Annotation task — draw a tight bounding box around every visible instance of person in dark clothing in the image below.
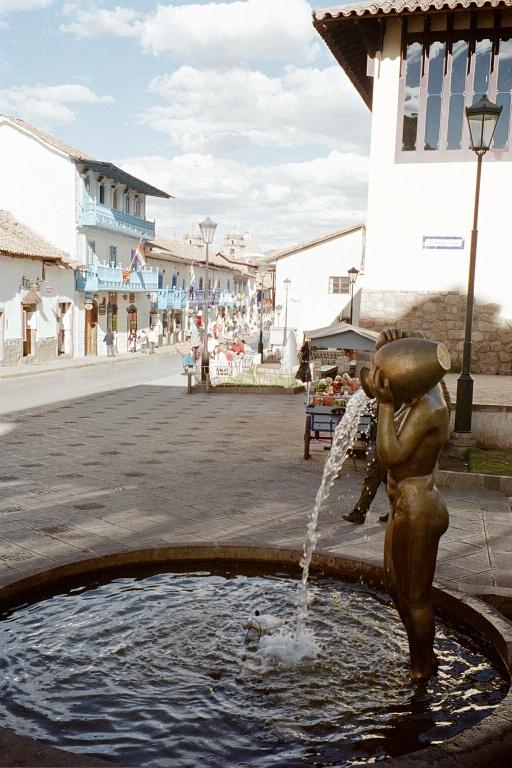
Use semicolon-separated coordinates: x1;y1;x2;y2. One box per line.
343;411;388;524
104;330;115;358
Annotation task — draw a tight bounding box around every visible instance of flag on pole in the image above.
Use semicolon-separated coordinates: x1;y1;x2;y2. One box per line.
131;238;146;269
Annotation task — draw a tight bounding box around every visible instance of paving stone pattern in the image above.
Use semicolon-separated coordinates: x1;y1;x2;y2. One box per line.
0;383;512;597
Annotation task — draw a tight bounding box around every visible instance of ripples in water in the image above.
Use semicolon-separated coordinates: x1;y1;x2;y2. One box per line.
0;570;508;767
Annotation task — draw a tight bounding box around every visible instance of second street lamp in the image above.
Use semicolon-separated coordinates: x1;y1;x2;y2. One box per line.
258;262;268;357
454;96;502;435
282;278;291;346
348;266;359;325
199;216;217;381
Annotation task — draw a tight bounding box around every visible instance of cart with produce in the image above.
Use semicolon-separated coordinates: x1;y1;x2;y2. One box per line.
303;375;372;460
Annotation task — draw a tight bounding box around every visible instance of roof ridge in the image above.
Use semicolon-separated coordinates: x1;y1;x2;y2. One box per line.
0;113;94;160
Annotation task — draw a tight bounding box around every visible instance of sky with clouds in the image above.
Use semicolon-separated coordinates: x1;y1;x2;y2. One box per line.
0;0;371;251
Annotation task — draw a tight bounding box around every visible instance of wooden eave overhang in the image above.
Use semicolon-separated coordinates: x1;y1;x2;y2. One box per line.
312;0;512;109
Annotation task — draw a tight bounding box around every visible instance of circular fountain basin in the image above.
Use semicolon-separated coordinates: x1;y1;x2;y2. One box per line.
0;546;511;768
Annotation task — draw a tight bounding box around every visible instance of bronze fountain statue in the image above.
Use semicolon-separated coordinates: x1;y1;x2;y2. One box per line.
361;328;451;680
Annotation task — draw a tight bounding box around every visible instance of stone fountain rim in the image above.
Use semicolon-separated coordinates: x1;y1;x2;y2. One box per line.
0;543;511;768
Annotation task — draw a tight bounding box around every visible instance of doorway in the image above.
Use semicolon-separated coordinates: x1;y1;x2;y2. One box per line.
22;304;36;357
127;305;137;333
58;302;71;355
84;301;98;356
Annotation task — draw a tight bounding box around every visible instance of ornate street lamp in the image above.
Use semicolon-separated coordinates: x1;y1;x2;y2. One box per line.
282;278;291;346
454;96;502;435
348;266;359;325
258;263;268;357
199;216;217;381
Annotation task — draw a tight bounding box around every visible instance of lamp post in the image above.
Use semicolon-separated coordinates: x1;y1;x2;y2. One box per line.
199;216;217;381
258;263;268;357
282;278;291;346
348;266;359;325
454;95;502;434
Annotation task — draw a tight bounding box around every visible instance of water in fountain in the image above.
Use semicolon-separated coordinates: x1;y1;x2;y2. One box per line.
258;388;369;665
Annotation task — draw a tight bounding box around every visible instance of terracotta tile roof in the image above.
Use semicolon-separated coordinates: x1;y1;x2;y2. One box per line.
1;114;92;160
313;0;512;108
0;210;75;266
147;235;257;272
314;0;512;20
265;223;364;262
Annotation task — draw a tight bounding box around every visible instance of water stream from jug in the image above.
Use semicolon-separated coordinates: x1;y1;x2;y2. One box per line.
296;387;369;635
255;388;369;665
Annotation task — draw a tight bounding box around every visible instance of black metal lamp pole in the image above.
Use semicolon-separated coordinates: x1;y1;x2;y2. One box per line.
454;96;502;433
199;216;217;382
258;264;267;357
348;266;359;325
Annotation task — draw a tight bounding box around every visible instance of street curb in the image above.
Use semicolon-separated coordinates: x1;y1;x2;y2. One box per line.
435;468;512;496
0;348;178;380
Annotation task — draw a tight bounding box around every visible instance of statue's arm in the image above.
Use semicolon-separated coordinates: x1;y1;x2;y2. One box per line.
370;367;434;467
376;403;433;467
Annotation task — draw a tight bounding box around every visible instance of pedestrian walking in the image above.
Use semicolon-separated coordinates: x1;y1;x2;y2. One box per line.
148;326;158;354
128;330;137;352
104;329;116;358
138;329;147;353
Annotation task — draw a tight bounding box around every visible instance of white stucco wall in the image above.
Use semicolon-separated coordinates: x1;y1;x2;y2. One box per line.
364;18;512;318
273;228;365;340
0;255;76;357
0;121;78;257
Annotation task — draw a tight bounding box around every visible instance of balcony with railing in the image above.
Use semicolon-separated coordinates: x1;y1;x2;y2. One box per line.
76;263;159;292
78;202;155;240
157;287;188;310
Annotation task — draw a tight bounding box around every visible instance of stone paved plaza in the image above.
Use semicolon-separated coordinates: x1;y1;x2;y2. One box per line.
0;360;511;601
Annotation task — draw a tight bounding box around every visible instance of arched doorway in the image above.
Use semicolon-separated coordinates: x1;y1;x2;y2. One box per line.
127;304;137;332
84;300;98;356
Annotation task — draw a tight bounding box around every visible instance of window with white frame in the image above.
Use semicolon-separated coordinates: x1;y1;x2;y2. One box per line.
124;193;130;214
329;276;350;294
400;19;512;156
109;245;117;267
134;197;141;217
99;184;105;204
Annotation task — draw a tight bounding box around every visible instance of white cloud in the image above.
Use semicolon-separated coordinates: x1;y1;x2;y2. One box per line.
0;0;51;11
0;83;114;125
60;0;318;64
142;65;370;154
140;0;318;64
120;150;369;251
60;3;141;39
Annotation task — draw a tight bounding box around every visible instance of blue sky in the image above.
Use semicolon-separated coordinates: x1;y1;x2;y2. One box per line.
0;0;371;251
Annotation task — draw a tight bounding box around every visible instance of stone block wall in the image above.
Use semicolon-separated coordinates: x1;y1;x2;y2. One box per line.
2;338;22;366
35;337;58;362
359;289;512;374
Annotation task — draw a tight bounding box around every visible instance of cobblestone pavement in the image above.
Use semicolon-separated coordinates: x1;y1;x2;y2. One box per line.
0;375;511;600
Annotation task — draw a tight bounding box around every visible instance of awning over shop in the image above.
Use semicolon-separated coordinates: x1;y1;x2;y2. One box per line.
305;322;378;352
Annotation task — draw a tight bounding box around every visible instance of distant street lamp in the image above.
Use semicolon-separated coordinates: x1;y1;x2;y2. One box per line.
199;216;217;380
454;96;502;435
258;263;268;357
348;266;359;325
283;278;291;346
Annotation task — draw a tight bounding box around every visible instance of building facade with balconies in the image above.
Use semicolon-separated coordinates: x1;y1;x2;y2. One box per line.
0;114;171;358
146;236;259;341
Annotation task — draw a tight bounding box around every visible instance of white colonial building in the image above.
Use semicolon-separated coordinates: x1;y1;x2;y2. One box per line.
266;224;366;341
146;235;259;339
0;211;76;365
0;114;171;360
314;0;512;373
